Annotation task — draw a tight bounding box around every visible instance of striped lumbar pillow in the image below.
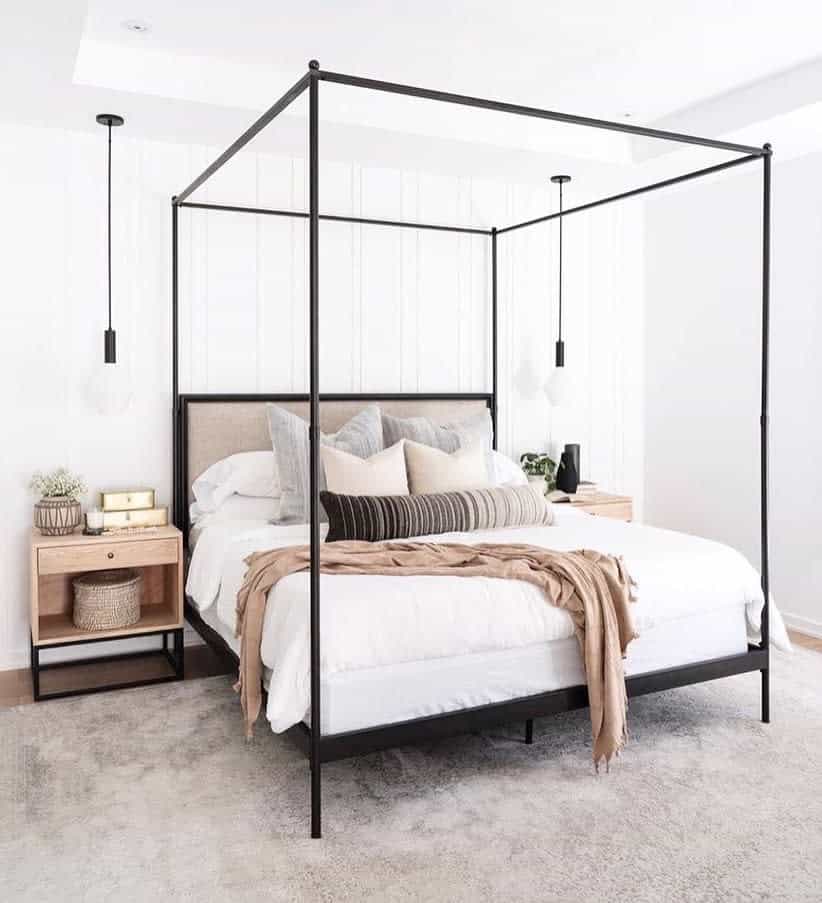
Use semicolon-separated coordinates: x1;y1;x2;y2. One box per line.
321;484;553;542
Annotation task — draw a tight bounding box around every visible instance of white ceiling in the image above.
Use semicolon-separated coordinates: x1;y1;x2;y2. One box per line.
3;0;822;183
79;0;822;121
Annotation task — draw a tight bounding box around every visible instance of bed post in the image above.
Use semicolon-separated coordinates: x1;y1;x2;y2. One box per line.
171;199;180;531
491;227;499;450
760;144;772;724
308;60;323;838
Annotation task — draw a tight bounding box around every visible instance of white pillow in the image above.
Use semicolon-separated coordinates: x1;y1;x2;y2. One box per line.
404;441;492;495
492;450;528;487
192;451;280;513
321;441;409;496
189;494;281;526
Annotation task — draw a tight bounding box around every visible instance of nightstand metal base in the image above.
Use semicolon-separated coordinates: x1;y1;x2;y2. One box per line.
30;628;184;702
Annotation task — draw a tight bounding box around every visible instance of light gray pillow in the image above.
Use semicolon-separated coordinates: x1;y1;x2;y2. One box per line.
381;409;493;453
266;403;384;522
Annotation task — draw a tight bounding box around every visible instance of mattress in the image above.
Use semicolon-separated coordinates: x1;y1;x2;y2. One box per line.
186;507;788;736
199;593;747;735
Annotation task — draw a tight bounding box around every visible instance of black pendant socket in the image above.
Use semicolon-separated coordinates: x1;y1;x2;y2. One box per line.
555;340;565;368
104;328;117;364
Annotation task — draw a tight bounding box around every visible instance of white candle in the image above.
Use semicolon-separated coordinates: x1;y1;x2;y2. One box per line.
86;509;104;530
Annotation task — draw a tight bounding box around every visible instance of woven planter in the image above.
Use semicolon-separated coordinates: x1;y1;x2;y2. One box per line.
72;569;142;631
33;497;82;536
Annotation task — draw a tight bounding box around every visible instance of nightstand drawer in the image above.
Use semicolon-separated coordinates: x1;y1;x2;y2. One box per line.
38;538;178;576
579;502;633;521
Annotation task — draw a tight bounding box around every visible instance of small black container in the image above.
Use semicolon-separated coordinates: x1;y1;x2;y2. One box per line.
564;444;580;484
556;450;579;494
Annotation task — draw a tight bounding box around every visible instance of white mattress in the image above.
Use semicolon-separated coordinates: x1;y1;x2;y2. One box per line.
198;594;747;735
186;507;789;736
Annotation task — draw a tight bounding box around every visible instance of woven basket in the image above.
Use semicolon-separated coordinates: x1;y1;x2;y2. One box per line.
72;569;142;631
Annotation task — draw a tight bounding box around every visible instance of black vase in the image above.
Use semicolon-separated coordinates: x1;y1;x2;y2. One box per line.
564;444;580;484
556;450;579;494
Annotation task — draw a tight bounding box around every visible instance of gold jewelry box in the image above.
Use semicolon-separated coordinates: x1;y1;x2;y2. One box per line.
102;506;168;529
100;489;156;512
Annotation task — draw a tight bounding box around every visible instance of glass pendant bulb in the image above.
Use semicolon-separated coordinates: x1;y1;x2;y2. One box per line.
545;365;570;407
87;358;133;415
545;338;570;406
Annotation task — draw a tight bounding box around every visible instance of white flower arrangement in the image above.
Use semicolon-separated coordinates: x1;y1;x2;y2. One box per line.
29;467;88;500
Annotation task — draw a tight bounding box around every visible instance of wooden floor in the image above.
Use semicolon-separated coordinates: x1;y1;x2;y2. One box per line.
788;629;822;652
0;631;818;710
0;642;233;708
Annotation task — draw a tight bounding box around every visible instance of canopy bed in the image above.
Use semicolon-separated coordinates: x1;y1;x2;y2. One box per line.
171;61;774;839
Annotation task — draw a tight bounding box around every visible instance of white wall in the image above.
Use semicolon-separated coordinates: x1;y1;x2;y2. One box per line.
0;121;644;669
644;151;822;633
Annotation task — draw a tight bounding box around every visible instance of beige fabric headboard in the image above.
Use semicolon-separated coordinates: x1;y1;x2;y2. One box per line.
185;396;492;502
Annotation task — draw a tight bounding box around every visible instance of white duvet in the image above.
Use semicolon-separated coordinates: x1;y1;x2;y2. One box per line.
186;507;789;732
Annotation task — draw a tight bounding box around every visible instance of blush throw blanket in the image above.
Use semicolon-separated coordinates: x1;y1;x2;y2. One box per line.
236;541;637;765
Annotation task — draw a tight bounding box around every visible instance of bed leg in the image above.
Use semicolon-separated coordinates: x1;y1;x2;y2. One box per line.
761;668;770;724
311;760;321;838
525;719;534;745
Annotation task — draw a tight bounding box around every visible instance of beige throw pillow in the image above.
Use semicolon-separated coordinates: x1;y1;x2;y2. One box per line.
404;441;491;495
321;440;409;496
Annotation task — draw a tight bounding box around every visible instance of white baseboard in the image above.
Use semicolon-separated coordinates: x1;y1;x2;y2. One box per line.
1;649;29;671
781;611;822;639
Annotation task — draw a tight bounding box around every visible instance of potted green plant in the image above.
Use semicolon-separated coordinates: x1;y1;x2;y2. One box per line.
520;452;557;494
30;468;87;536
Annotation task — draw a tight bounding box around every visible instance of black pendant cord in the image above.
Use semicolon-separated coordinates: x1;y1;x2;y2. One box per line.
97;112;123;363
550;174;570;368
557;180;563;345
107;122;112;333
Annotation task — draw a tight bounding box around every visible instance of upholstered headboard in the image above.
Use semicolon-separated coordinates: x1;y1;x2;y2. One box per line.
177;393;494;536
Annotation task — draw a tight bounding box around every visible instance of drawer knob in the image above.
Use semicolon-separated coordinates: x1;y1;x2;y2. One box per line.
107;552;114;559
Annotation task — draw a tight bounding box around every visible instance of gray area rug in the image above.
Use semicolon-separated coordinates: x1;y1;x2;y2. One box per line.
2;648;821;902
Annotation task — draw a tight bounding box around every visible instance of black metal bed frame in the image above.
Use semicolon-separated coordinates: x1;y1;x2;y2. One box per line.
171;61;772;839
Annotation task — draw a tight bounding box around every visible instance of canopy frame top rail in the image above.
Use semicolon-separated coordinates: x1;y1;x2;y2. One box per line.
173;62;769;219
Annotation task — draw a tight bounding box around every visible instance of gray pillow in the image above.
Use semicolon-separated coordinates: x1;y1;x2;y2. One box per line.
381;409;493;453
266;403;384;522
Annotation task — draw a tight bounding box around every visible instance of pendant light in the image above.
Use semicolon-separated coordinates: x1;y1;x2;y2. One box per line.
545;174;571;407
96;113;124;363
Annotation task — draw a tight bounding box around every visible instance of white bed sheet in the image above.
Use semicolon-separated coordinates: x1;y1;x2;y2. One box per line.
186;507;789;734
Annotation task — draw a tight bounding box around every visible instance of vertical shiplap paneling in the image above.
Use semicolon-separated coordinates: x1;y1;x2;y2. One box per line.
204;154;258;392
187;146;211;393
568;206;593;480
175;148;642;500
351;164;364;391
470;178;505;408
256;153;301;393
399;171;420;391
399;172;420;392
417;173;461;391
291;157;308;391
503;181;554;458
617;201;646;515
587;205;618;490
456;177;472;392
360;167;403;391
319;161;357;392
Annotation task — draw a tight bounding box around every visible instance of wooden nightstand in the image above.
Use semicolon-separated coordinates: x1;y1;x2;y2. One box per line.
556;491;633;521
29;525;184;701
